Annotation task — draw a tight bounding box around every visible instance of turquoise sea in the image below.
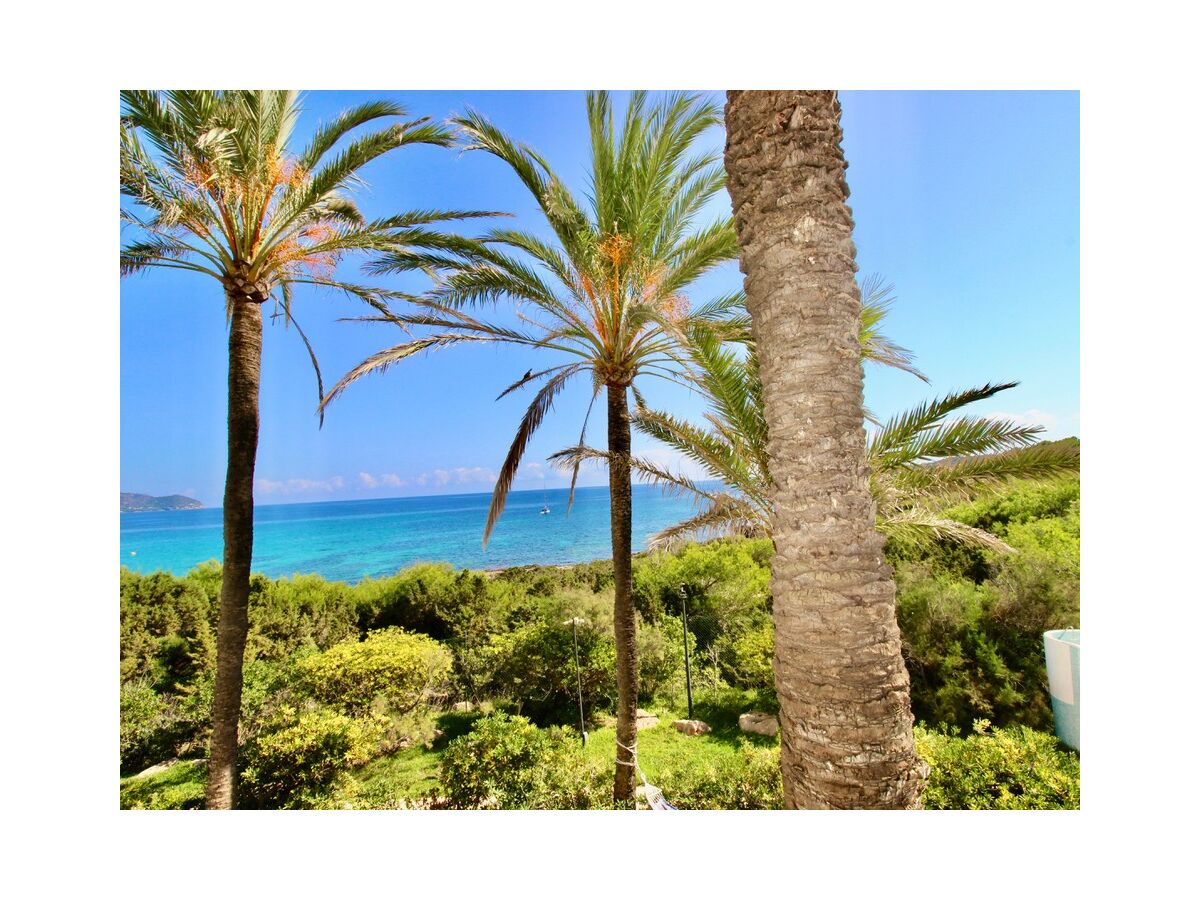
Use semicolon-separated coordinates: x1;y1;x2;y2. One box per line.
120;484;706;583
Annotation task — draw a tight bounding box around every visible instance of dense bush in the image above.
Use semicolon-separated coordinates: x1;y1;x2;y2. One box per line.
120;571;215;687
354;563;500;641
475;620;617;725
915;720;1080;810
895;488;1079;733
239;705;383;809
120;679;187;774
247;573;358;661
716;619;776;696
636;615;687;705
297;628;453;716
438;713;602;809
633;539;771;639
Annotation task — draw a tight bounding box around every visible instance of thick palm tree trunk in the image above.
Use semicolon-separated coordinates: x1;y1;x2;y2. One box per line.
607;382;638;803
723;90;926;809
205;294;264;810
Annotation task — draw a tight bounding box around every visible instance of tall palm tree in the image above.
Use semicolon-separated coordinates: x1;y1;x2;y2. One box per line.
120;90;491;809
321;91;737;801
723;89;927;808
597;322;1079;551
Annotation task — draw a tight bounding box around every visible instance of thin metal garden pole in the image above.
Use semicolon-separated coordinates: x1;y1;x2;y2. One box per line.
681;586;694;720
571;617;587;745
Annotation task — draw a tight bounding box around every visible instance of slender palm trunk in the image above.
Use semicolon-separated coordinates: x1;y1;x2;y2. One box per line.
723;90;926;809
205;294;264;810
607;382;638;803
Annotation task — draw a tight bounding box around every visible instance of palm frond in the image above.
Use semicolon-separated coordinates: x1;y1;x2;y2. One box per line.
647;494;764;551
484;366;584;546
878;508;1016;554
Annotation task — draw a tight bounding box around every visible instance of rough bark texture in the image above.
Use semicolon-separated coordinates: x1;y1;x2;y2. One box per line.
723;90;927;809
204;294;264;810
607;383;638;802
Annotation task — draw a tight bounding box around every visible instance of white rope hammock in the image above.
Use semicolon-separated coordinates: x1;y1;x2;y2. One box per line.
616;739;677;810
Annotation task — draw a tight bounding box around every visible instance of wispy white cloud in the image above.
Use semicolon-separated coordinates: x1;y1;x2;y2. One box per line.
256;475;346;496
989;409;1059;433
428;466;496;487
357;471;379;488
381;473;405;488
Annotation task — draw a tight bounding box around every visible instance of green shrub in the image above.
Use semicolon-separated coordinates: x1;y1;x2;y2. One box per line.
633;539;771;640
120;679;186;774
915;720;1080;810
353;563;497;641
717;619;776;695
655;742;783;810
946;476;1080;536
476;620;617;725
239;705;382;809
297;628;452;716
895;546;1076;734
247;573;358;661
438;713;600;809
120;570;216;688
636;616;686;705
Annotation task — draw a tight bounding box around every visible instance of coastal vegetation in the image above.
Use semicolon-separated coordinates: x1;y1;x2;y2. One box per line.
120;472;1080;809
119;89;1079;811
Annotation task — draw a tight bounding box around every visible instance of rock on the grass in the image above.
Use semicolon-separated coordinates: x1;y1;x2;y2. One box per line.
133;758;179;779
738;712;779;737
635;708;660;730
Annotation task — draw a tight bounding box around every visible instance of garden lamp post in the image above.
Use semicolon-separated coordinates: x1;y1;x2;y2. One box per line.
681;585;694;719
563;617;588;745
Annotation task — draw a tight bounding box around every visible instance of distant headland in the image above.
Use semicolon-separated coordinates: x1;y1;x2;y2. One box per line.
121;492;204;513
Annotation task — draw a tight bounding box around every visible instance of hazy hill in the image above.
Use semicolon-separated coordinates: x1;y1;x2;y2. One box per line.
121;492;203;512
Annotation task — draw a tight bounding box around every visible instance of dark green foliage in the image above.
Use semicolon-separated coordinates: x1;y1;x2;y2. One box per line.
438;713;603;809
895;482;1079;732
475;619;618;725
355;563;494;640
247;573;359;661
717;620;776;696
120;570;216;688
633;538;772;628
636;616;686;705
915;721;1080;810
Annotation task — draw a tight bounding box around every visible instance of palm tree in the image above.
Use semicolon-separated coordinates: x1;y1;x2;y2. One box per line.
599;321;1079;551
120;90;491;809
320;91;738;801
723;89;927;808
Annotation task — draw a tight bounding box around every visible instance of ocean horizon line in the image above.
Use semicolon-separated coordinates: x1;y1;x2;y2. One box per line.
122;480;721;513
120;481;718;581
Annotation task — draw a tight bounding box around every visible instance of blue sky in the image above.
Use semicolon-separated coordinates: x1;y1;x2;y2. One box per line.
120;90;1079;507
